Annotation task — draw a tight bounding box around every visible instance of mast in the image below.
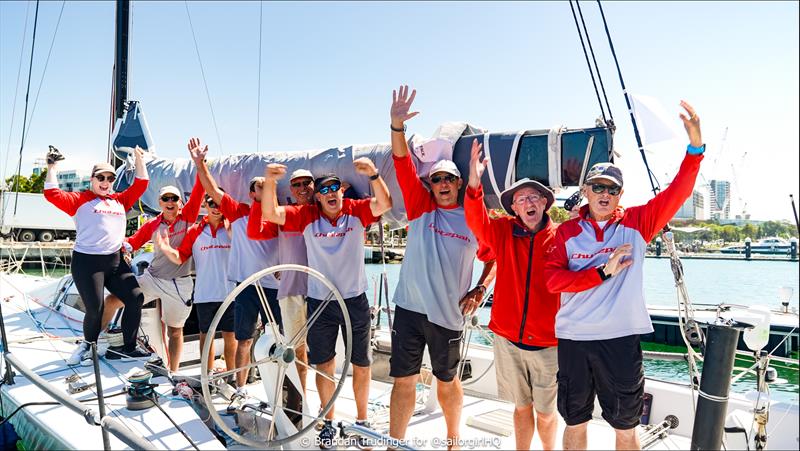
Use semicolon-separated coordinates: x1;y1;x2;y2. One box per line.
109;0;130;168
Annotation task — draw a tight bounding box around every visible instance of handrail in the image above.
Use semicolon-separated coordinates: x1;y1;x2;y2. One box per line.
4;352;158;450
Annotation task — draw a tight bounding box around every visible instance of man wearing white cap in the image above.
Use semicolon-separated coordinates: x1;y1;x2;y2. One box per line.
247;168;314;396
464;138;560;450
388;86;496;449
188;137;282;403
102;145;204;368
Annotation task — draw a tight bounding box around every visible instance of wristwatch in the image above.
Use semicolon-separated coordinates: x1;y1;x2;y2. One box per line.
369;173;381;181
390;124;407;133
597;264;612;281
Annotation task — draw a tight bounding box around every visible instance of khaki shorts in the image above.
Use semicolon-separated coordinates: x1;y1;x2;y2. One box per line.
137;271;193;328
279;295;308;347
494;336;558;413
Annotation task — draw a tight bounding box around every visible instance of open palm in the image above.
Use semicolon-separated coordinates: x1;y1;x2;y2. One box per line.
390;85;419;124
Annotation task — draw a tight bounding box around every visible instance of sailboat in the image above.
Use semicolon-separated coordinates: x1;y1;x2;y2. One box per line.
2;1;798;450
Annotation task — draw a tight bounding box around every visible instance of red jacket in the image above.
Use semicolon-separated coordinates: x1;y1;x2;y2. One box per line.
464;185;559;347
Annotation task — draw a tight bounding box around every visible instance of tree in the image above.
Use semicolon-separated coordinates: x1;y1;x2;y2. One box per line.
3;170;47;193
548;206;570;224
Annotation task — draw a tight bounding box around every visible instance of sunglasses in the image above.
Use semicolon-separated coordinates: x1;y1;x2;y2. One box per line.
160;195;180;203
291;180;313;188
430;174;458;184
590;183;621;196
513;193;543;205
317;183;341;195
205;199;218;209
95;174;116;183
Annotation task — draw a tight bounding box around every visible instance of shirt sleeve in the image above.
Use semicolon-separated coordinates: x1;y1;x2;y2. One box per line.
543;224;604;293
348;198;380;227
177;223;202;262
117;177;149;211
622;153;704;243
247;200;279;240
392;154;435;221
281;204;317;232
43;186;87;216
180;175;204;224
127;216;161;251
476;240;495;262
464;185;500;248
219;193;248;222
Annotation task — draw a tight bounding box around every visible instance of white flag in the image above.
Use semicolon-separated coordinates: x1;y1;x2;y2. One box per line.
629;93;684;146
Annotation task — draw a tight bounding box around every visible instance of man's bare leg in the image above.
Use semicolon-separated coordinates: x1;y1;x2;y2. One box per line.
166;326;183;372
316;358;337;420
352;364;371;421
536;410;558;450
563;422;588;450
614;427;640;450
513;404;535;450
389;375;418;440
437;378;462;450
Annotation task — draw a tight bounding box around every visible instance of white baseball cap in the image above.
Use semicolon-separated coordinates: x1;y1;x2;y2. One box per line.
290;169;314;181
427;159;461;179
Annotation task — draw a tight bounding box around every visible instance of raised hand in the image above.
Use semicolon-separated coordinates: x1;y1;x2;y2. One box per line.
679;100;702;148
354;157;378;177
133;145;145;162
187;137;209;163
604;243;633;277
390;85;419;127
264;163;287;181
468;138;489;189
46;145;65;166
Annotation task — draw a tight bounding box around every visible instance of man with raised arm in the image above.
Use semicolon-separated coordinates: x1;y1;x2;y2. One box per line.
387;86;496;451
102;141;204;370
463;138;560;450
188;138;282;405
247;169;315;397
544;101;704;450
261;159;391;449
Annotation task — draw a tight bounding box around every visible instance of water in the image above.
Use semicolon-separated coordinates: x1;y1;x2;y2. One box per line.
364;258;800;402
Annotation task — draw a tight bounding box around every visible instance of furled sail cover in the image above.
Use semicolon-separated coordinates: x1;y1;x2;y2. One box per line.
113;103;612;228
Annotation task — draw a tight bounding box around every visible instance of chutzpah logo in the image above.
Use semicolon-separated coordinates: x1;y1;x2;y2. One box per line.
570;246;615;260
314;227;353;238
200;244;231;251
427;223;471;243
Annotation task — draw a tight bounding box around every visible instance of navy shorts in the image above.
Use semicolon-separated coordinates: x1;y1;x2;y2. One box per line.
390;306;463;382
195;302;235;333
306;293;372;367
557;334;644;430
234;284;282;340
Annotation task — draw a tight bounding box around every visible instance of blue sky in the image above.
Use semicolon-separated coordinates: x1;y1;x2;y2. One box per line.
1;1;798;221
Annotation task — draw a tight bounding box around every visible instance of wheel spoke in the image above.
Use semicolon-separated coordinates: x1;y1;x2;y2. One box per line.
207;356;273;384
295;358;339;385
255;284;284;345
267;365;285;440
287;291;334;349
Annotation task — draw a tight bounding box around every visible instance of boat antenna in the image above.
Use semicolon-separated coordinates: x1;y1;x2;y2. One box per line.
595;0;660;196
791;194;800;233
11;0;41;216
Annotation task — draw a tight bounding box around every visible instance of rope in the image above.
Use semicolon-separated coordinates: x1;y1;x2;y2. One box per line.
12;0;40;216
1;1;31;182
575;0;614;121
21;0;68;148
184;0;224;155
568;0;606;124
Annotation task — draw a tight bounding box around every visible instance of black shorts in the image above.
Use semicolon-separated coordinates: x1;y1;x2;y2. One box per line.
234;284;282;340
389;306;463;382
195;302;235;334
557;335;644;430
305;293;372;367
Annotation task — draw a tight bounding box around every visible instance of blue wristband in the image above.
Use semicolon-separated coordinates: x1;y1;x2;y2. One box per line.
687;144;705;155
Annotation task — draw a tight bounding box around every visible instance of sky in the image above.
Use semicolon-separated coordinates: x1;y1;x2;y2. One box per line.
1;1;798;221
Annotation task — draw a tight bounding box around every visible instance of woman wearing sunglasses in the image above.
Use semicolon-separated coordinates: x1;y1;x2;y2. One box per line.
544;100;704;450
44;146;149;366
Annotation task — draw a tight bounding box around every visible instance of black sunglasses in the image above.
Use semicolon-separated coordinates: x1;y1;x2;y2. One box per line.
160;195;180;203
205;199;218;209
430;174;458;184
95;174;116;183
590;183;621;196
291;180;313;188
317;183;341;195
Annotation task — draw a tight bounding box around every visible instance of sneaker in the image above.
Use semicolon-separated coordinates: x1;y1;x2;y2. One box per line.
318;420;338;450
226;387;248;412
354;420;372;449
105;345;151;360
66;341;92;366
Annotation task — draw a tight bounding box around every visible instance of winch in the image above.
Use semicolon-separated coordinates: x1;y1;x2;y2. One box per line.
126;370;158;411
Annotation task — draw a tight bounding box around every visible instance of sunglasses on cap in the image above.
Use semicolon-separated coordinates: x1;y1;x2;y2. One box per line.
205;198;219;209
160;195;180;203
430;174;458;184
317;183;341;195
291;180;313;188
590;183;621;196
95;174;116;183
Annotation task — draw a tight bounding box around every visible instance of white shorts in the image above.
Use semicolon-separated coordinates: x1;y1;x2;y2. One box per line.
137;271;194;328
279;295;308;347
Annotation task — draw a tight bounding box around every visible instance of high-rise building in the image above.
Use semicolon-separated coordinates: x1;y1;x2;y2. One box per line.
675;189;705;220
709;179;731;220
